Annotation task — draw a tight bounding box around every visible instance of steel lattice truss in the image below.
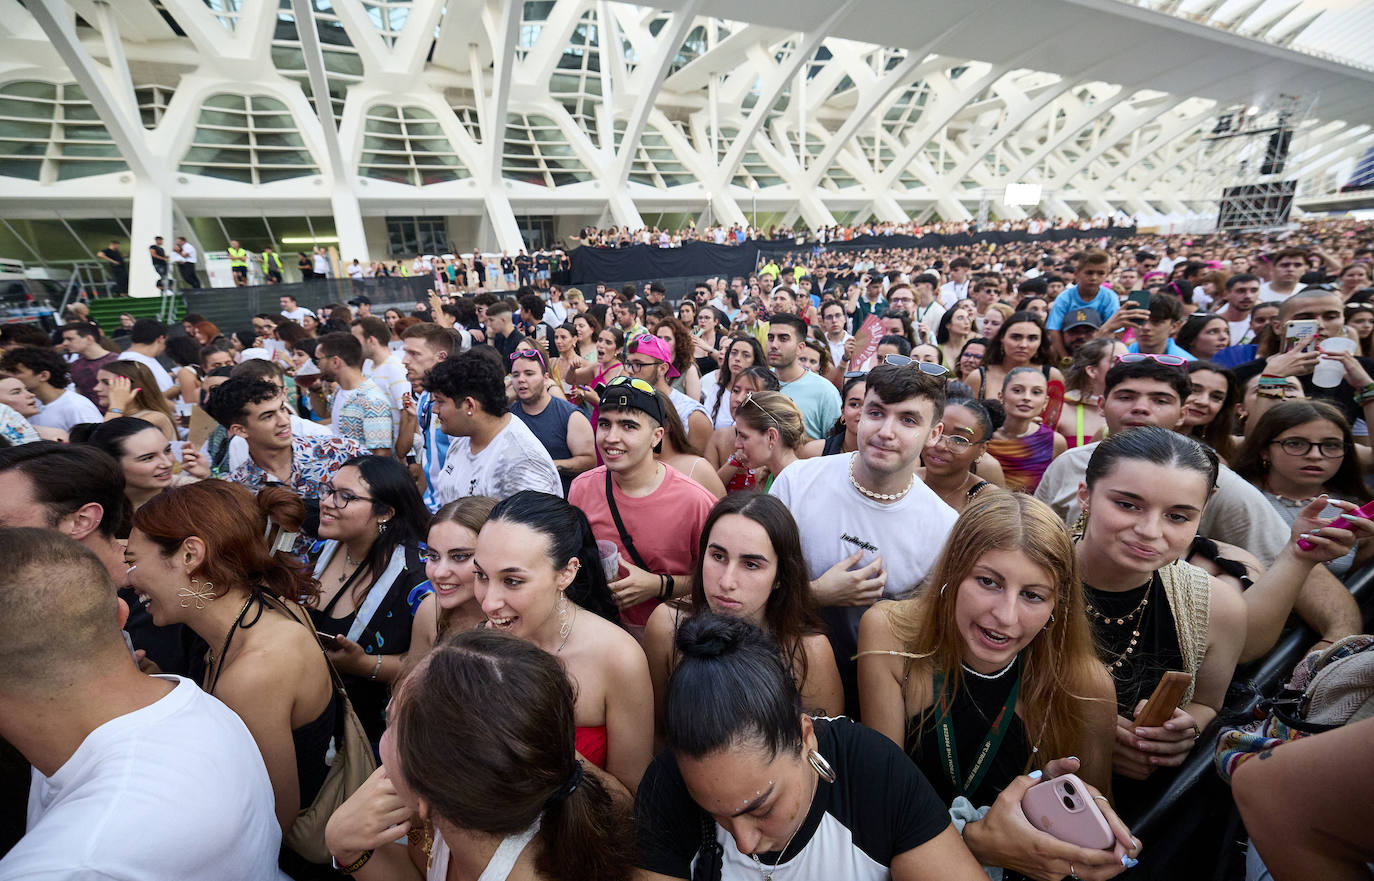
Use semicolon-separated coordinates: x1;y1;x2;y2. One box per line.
2;0;1372;255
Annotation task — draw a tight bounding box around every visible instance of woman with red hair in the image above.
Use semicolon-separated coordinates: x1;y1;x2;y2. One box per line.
125;480;338;872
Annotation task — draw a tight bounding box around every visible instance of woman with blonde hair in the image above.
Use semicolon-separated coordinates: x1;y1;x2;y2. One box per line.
730;389;806;491
859;491;1137;880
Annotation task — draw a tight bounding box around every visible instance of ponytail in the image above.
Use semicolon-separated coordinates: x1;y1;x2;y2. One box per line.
535;763;633;881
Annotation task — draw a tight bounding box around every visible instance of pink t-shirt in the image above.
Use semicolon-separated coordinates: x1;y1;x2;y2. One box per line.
569;464;717;627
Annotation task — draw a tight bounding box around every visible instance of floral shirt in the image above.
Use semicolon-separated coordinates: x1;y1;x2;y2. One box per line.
227;433;363;553
332;377;393;451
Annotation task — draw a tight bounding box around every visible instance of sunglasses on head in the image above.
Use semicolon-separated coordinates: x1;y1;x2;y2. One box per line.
1114;352;1187;368
602;375;656;395
878;354;950;377
509;349;546;367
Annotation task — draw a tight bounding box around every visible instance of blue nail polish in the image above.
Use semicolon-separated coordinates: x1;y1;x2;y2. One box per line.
1124;856;1139;869
1066;755;1079;762
1028;770;1043;779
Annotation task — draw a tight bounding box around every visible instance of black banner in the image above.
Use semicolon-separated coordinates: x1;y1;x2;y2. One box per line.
570;226;1137;285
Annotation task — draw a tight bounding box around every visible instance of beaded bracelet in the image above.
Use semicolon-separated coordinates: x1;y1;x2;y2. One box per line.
333;850;373;874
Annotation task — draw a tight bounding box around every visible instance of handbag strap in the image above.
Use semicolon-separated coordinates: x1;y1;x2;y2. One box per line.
605;469;652;571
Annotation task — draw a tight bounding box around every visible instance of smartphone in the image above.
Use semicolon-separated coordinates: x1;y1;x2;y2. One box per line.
1134;671;1193;728
1297;497;1374;551
1125;290;1149;323
1284;319;1319;353
316;631;340;645
1022;773;1115;850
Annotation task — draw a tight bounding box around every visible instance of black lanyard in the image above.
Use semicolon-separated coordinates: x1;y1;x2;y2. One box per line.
605;470;651;570
931;659;1021;799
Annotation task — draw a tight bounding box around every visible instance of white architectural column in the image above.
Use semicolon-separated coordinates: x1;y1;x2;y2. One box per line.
331;188;369;265
484;189;526;254
128;180;172;298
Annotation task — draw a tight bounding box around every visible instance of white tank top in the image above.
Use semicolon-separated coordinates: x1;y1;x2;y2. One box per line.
427;819;541;881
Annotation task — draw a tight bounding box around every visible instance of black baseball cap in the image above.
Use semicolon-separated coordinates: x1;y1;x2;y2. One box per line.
596;376;665;424
1064;308;1103;330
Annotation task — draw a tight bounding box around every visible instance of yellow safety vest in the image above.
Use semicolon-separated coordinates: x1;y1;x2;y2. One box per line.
262;252;282;272
228;247;248;268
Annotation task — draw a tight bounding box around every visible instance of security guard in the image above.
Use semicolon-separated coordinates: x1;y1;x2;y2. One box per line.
227;239;249;287
261;245;283;284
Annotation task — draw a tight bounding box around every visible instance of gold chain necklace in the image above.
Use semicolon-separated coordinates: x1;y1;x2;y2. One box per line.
1085;582;1151;670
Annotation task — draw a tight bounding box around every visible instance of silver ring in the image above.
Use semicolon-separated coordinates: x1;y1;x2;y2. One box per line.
1069;864;1079;880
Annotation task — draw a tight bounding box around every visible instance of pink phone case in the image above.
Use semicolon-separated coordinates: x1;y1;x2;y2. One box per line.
1021;774;1115;850
1297;498;1374;551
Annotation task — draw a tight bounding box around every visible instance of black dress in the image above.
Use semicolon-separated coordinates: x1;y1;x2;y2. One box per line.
904;660;1033;809
308;543;431;742
1085;573;1186;819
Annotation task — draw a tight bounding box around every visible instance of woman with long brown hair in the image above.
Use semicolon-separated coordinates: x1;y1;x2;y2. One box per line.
859;491;1137;880
643;492;842;736
126;481;336;869
96;359;178;439
324;630;633;881
422;496;497;641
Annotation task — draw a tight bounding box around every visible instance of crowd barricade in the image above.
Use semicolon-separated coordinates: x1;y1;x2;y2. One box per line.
180;276;433;331
1126;561;1374;878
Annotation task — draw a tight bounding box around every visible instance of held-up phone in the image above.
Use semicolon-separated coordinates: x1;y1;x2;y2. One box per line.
1022;773;1115;849
1125;290;1150;324
1297;498;1374;551
1135;670;1193;728
1284;319;1319;353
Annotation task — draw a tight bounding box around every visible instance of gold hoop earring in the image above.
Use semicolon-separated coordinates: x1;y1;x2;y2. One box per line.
178;577;216;609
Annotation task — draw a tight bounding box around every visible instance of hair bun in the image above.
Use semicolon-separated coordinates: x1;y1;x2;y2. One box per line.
675;612;749;660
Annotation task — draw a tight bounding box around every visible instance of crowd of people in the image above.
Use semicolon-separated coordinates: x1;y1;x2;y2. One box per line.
0;218;1372;881
575;215;1125;249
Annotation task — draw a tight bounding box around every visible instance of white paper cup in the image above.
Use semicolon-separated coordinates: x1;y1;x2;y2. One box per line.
597;539;620;581
1313;337;1356;388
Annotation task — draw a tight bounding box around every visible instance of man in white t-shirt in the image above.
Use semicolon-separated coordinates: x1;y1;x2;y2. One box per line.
1259;248;1307;303
311;247;330;278
352;315;408;435
426;351;562;504
0;528;285;881
938;257;971;307
1218;273;1262;346
0;346;102;431
819;300;852;367
771;362;957;714
117;318;176;393
279;294;315;325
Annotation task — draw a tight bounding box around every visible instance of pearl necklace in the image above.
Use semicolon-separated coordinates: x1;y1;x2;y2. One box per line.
961;658;1018;681
848;454;915;502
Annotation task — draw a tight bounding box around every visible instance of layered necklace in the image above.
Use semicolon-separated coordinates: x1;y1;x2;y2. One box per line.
848;453;915;502
1085;582;1151;669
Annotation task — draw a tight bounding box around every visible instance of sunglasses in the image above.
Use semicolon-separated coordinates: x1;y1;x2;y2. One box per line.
740;391;781;430
603;375;656;395
509;348;546;367
879;354;950;377
1114;352;1187;368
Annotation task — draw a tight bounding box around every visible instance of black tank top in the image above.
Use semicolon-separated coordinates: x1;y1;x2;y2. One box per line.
904;662;1033;808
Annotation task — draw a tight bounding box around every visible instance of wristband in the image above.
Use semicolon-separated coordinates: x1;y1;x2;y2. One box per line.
333;850;374;874
369;654;383;681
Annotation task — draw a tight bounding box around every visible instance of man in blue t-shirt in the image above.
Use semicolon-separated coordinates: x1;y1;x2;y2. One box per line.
1126;291;1195;361
1046;249;1120;361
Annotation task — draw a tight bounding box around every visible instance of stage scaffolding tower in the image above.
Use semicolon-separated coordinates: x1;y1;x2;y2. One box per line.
1190;93;1316;231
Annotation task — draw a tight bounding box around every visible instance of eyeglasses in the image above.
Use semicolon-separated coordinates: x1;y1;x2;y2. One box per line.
934;432;980;452
321;485;375;507
878;354;950;377
961;351;984;362
1271;438;1345;458
1114;352;1188;368
603;375;656;395
509;348;546;367
623;358;660;373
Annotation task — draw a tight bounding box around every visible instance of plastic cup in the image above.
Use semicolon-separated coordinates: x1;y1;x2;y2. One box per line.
597;540;620;582
1313;337;1356;388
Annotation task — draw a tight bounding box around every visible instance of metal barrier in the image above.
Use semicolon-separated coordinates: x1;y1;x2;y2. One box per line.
1125;562;1374;877
181;276;433;331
